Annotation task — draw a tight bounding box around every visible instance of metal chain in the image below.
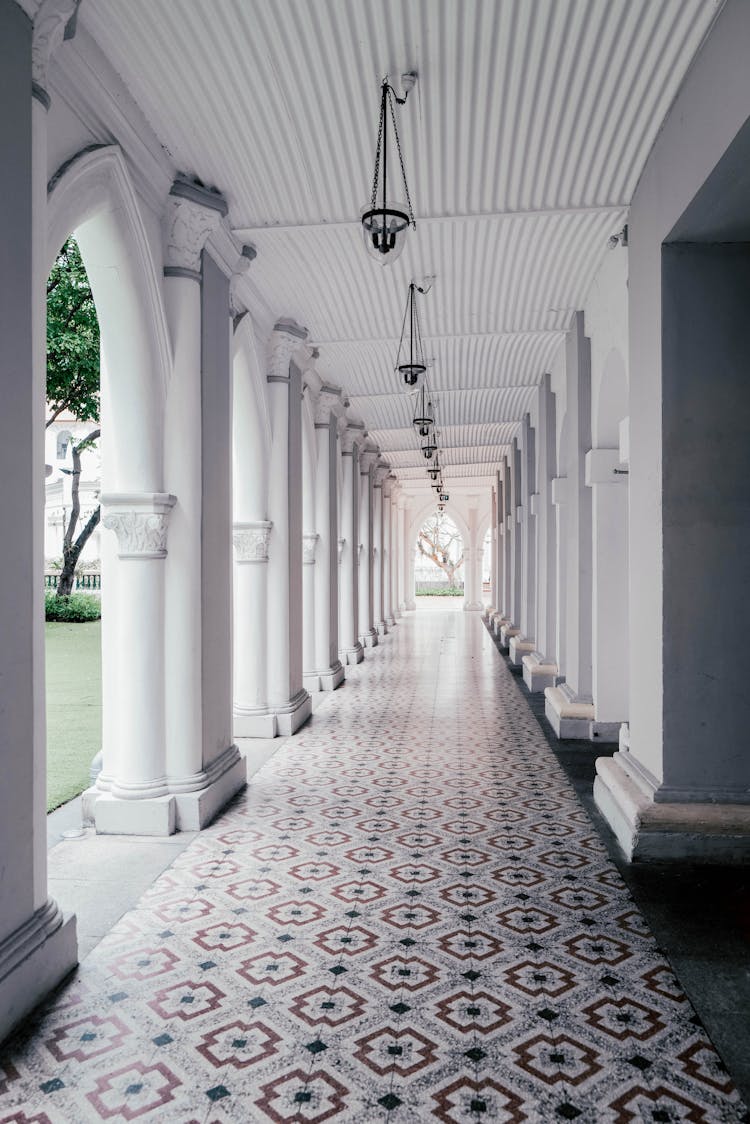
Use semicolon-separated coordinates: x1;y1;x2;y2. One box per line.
387;85;415;226
370;84;385;208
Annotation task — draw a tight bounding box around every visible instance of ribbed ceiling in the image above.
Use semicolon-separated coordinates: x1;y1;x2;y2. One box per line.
77;0;722;485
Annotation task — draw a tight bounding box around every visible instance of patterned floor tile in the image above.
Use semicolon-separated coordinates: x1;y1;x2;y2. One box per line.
1;610;747;1122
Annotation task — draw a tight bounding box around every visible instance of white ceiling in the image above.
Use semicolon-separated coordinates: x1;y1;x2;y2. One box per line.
76;0;722;484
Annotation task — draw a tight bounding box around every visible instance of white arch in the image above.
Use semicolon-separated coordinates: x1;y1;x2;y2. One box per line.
47;145;171;492
407;498;471;549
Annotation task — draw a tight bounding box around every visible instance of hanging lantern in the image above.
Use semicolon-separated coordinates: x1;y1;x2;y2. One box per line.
439;492;450;502
428;461;440;481
422;435;438;459
412;386;434;437
361;75;416;265
396;282;427;387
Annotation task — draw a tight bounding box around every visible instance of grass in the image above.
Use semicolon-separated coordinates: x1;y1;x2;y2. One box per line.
46;620;101;813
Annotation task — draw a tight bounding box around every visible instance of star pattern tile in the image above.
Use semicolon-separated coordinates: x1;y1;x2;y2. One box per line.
0;609;746;1122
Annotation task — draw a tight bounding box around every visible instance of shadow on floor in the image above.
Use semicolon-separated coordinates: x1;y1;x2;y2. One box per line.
483;619;750;1106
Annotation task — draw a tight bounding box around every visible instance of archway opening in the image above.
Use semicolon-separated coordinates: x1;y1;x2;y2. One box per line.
414;510;464;610
45;237;102;816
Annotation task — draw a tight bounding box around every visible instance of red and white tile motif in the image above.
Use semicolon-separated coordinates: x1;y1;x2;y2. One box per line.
0;610;745;1121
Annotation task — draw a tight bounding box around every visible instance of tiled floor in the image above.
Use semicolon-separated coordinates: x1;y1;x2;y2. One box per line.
1;609;747;1122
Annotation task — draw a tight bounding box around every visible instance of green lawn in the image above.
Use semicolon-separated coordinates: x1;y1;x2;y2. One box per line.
46;620;102;812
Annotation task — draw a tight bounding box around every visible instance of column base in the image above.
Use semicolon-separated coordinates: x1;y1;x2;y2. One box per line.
360;629;379;648
171;746;247;831
269;688;312;736
377;620;388;636
491;613;508;637
317;661;345;691
483;605;495;620
509;635;535;667
544;683;594;739
522;652;559;692
404;601;416;611
234;706;278;739
499;622;520;649
0;900;77;1045
463;601;483;612
84;791;176;835
590;720;622;744
340;643;364;665
595;753;750;863
303;671;322;694
387;614;396;627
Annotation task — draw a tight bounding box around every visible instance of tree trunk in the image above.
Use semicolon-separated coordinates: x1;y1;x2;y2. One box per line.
55;428;100;597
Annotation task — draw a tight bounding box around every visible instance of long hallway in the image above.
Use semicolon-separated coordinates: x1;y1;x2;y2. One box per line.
1;611;745;1123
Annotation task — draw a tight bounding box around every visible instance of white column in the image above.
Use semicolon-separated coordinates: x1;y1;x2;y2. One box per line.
302;532;319;692
158;180;245;824
373;463;388;634
0;3;77;1042
491;468;508;636
339;425;364;663
464;504;483;611
233;522;273;735
382;476;394;625
358;447;379;646
510;414;537;666
500;447;522;647
390;482;401;619
403;498;416;610
545;312;595;738
312;388;345;688
523;374;560;692
266;320;312;734
487;486;497;615
587;449;629;739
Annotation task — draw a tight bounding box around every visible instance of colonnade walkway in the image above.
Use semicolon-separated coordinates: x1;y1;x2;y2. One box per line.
1;612;745;1123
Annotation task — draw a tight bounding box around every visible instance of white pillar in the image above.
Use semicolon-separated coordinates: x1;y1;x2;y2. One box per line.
523;374;560;692
403;498;416;610
266;320;312;734
390;482;401;619
545;312;595;738
339;425;364;663
373;463;388;634
233;522;273;734
384;474;395;624
510;414;537;666
0;3;77;1042
500;448;522;647
488;486;497;614
312;387;345;688
358;447;379;646
587;448;629;739
464;505;483;611
156;181;245;823
302;532;319;692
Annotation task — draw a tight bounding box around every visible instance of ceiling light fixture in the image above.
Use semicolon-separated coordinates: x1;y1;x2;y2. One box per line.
361;74;417;265
412;385;434;437
395;281;429;386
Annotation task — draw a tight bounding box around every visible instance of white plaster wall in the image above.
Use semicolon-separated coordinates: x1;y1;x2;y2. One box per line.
584;247;629;446
627;0;750;783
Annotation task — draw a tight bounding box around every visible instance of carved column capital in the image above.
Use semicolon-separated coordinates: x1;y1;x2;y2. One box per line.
303;533;319;565
230;244;257;317
233;521;272;562
32;0;81;106
374;463;390;487
341;424;365;455
313;385;342;428
101;493;176;559
359;448;379;475
163;176;228;280
268;319;308;383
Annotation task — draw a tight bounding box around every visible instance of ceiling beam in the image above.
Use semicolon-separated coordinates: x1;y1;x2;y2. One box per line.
234;202;627;237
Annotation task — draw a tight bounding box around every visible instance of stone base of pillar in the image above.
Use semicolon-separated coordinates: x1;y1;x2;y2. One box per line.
499;623;520;649
387;614;396;627
492;613;508;636
463;601;483;612
360;630;379;648
522;652;559;693
84;791;176;835
483;605;495;620
594;753;750;863
234;705;278;739
303;671;322;694
509;636;535;667
377;620;388;636
269;688;312;736
340;643;364;665
590;720;622;744
317;661;345;691
544;683;595;739
0;900;77;1045
404;600;416;611
393;608;401;620
171;746;247;831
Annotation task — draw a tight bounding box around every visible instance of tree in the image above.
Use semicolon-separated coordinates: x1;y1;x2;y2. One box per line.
417;512;464;584
46;238;101;597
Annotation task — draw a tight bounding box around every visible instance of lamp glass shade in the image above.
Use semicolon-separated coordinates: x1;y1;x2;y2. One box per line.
361;202;410;265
